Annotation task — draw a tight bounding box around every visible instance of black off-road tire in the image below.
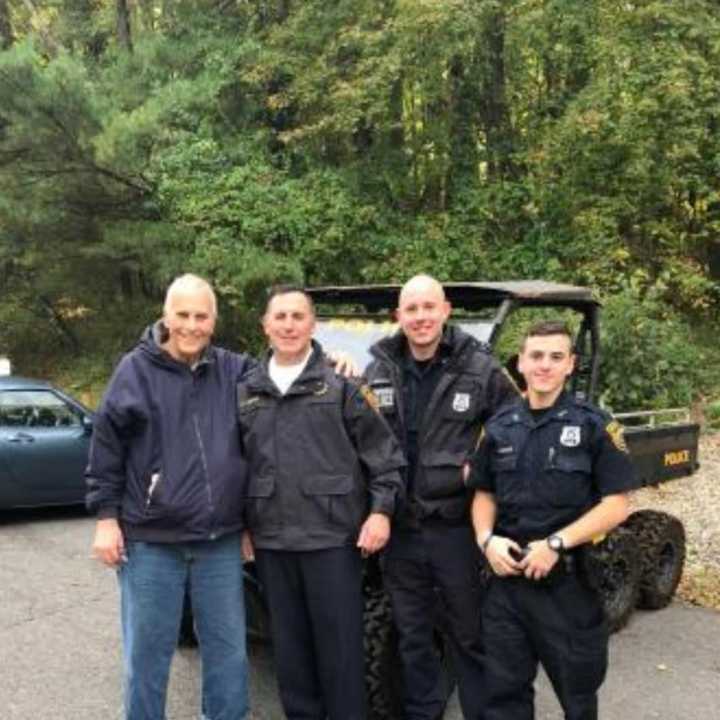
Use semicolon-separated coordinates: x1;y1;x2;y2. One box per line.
363;584;456;720
623;510;686;610
583;527;642;633
364;589;404;720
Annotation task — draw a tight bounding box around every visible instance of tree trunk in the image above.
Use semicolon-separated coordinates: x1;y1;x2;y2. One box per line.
20;0;59;55
116;0;133;52
37;295;81;353
449;54;479;184
0;0;12;49
277;0;291;23
479;3;516;181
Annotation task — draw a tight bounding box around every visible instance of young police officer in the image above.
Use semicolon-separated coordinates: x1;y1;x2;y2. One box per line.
237;286;405;720
365;275;517;720
469;320;637;720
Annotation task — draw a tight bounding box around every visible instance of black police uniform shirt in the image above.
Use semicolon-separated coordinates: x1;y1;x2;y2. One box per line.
468;391;638;542
402;344;451;495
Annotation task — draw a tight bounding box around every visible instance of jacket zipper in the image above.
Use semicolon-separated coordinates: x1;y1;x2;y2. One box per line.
145;472;161;509
193;411;215;538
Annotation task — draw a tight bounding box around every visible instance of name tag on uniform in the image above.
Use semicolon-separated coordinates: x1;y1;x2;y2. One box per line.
560;426;581;447
375;387;395;408
452;392;471;412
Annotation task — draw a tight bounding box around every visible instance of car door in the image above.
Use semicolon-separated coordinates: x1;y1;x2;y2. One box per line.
0;389;90;507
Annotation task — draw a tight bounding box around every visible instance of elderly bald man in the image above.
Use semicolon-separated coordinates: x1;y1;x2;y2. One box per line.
365;275;518;720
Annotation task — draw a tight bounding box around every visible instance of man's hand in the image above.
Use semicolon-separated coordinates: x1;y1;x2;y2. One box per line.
92;518;125;568
241;530;255;562
520;540;560;581
357;513;391;556
326;350;360;378
484;535;524;577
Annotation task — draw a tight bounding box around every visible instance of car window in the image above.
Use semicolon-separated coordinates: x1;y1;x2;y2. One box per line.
0;390;82;428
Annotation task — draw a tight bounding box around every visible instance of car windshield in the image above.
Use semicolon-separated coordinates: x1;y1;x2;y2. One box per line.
315;317;495;371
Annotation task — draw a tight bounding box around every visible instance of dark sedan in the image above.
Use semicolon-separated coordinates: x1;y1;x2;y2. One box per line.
0;376;92;508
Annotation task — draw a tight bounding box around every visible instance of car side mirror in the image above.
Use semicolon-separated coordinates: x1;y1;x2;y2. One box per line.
82;415;93;434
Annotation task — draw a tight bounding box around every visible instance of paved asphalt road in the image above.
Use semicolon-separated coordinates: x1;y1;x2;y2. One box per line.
1;507;719;720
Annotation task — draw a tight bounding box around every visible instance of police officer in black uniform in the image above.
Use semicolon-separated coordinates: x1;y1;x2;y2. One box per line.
469;320;637;720
237;286;405;720
365;275;517;720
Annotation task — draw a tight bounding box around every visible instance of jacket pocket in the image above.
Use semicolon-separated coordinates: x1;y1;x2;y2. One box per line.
247;476;275;498
489;449;522;503
143;470;164;513
542;448;593;507
419;454;466;500
245;476;279;530
301;474;356;528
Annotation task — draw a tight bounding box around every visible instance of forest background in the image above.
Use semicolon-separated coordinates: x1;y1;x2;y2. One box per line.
2;0;720;415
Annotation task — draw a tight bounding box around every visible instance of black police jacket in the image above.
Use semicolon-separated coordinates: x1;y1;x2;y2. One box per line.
237;341;406;552
469;392;637;542
365;325;517;524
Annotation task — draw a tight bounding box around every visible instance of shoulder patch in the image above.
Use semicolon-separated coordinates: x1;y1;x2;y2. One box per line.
239;395;260;410
358;384;380;412
605;419;628;453
313;381;329;396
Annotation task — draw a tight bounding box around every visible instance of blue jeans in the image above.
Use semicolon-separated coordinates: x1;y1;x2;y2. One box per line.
118;533;249;720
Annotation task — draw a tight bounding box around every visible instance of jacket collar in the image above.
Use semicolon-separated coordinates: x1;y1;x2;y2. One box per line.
372;324;474;366
139;320;214;371
247;339;328;395
504;390;574;427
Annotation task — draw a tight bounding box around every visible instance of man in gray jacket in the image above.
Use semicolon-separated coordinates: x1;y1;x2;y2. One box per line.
238;285;405;720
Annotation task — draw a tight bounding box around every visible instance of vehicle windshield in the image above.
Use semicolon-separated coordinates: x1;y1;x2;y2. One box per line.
315;317;495;371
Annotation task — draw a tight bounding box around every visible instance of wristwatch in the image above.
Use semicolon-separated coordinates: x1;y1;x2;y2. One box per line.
547;534;565;554
477;529;494;554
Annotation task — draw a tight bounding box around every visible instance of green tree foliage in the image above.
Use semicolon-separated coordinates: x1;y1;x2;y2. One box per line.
1;0;719;408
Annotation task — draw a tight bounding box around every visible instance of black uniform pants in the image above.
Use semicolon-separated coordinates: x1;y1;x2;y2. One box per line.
254;546;366;720
382;522;485;720
483;572;608;720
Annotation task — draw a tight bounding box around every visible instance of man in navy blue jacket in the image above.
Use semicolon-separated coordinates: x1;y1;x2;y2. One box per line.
87;274;251;720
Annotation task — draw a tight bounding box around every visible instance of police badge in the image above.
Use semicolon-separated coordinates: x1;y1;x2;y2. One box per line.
559;426;581;447
452;392;471;412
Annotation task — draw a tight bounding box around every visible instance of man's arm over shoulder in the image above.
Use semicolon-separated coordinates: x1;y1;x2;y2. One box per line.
219;347;257;379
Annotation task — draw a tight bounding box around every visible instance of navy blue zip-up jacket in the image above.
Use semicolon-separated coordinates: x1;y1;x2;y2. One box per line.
86;324;252;543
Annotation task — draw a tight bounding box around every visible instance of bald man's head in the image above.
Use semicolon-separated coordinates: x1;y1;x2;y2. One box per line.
397;274;451;360
399;274;446;306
